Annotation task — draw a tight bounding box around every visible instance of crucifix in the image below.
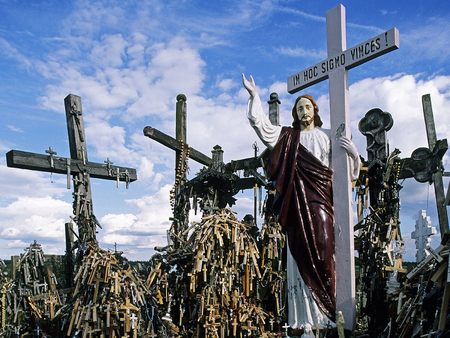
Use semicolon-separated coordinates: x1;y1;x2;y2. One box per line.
287;4;399;329
6;94;137;247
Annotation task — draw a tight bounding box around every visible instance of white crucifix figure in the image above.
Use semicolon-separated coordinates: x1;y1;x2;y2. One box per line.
411;210;437;262
287;4;399;330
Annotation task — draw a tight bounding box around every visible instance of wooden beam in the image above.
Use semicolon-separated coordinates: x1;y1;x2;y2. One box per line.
6;150;137;182
422;94;449;236
143;126;212;166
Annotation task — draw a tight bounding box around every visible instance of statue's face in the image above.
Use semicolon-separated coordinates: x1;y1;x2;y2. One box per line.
296;97;315;127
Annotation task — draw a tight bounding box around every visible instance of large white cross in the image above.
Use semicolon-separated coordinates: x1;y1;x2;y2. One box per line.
287;4;399;330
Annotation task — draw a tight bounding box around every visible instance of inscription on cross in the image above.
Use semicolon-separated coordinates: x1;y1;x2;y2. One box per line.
287;4;399;329
6;94;137;244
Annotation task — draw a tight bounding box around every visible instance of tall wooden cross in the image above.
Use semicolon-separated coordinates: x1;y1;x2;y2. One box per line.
421;94;449;236
287;5;399;329
6;94;137;244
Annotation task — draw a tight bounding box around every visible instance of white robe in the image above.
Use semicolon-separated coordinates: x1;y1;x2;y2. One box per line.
247;94;335;331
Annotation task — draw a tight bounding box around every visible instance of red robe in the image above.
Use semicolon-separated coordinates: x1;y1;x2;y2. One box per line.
269;126;336;319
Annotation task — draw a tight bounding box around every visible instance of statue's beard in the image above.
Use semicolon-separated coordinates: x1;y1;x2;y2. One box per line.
300;116;313;126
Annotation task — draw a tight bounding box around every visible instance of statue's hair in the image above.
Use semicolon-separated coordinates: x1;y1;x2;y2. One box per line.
291;94;323;129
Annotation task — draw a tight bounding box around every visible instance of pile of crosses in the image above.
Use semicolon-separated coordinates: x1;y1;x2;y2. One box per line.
4;94;143;337
393;237;450;337
146;208;286;337
0;258;11;336
61;244;154;337
0;241;62;336
354;96;449;337
143;93;289;336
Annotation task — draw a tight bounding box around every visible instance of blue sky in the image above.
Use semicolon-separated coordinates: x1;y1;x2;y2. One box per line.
0;0;449;261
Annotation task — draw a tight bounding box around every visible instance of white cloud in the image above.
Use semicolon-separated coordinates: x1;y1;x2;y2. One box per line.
0;37;32;69
216;78;236;92
0;196;71;254
403;19;450;63
0;164;69;200
349;74;450;166
7;125;23;133
90;34;127;68
98;184;173;258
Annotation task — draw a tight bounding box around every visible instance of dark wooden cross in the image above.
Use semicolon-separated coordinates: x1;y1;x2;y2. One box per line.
6;94;137;245
421;94;449;236
287;4;399;329
143;95;212;169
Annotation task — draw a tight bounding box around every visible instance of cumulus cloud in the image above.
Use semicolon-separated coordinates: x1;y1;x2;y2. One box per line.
0;164;69;199
0;196;72;255
98;184;173;259
349;74;450;166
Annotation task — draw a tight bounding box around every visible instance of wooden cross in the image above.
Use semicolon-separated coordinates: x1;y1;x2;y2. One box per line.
143;95;212;169
287;4;399;330
6;94;137;244
421;94;449;236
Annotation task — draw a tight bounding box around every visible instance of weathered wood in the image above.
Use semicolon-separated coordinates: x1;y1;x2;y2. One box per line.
143;126;212;166
268;93;280;126
65;222;75;288
175;94;187;179
6;94;138;244
422;94;449;236
6;150;137;181
398;140;448;182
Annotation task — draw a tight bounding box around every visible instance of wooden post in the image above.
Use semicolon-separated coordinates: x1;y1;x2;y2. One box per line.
267;92;280;126
422;94;449;236
65;222;75;287
64;94;96;242
175;94;187;181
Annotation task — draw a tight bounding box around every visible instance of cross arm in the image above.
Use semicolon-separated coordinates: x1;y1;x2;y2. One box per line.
6;150;137;182
143;126;212;166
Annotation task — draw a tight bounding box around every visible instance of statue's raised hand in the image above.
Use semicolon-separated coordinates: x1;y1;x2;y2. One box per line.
242;73;257;97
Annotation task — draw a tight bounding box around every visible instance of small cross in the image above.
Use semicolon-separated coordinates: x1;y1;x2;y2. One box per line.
130;313;138;329
45;146;57;168
282;323;290;336
104;157;114;176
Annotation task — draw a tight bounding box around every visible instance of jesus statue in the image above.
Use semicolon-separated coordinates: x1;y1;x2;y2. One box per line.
242;74;360;336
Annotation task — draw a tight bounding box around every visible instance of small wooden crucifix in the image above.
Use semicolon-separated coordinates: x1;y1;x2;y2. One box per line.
287;4;399;329
6;94;137;244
